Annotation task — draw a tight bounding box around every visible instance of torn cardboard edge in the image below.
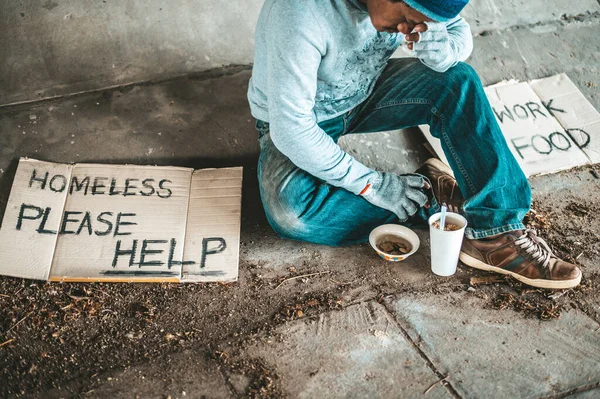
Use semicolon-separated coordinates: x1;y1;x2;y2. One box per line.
0;158;243;283
420;73;600;177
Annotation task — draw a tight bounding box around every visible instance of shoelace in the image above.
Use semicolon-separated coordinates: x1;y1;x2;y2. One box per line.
514;229;554;269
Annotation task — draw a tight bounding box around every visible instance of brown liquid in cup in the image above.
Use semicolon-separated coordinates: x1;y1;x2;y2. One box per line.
431;220;461;231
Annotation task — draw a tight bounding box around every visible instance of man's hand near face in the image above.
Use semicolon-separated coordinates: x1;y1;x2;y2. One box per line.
398;17;472;73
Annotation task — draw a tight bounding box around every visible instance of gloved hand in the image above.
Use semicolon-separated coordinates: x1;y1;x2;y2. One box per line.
361;172;429;221
410;22;456;73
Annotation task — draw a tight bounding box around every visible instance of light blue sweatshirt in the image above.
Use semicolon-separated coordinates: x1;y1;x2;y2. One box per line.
248;0;472;195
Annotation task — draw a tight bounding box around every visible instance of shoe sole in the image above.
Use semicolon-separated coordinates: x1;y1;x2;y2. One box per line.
459;252;582;289
425;158;454;177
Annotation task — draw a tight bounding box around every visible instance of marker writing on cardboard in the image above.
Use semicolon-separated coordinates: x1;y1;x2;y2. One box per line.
16;205;137;236
28;170;173;198
492;100;565;124
510;128;590;159
112;237;227;269
492;101;591;159
15;204;227;270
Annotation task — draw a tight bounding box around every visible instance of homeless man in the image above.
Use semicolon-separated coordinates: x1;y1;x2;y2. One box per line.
247;0;582;289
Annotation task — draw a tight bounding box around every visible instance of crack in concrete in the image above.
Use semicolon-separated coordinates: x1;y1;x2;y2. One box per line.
216;363;240;398
577;305;600;328
539;381;600;398
475;10;600;37
380;299;463;399
0;64;252;110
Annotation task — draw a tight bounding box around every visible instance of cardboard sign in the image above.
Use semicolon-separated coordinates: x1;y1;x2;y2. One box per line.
0;160;73;280
420;73;600;176
0;159;242;283
181;168;243;282
529;73;600;164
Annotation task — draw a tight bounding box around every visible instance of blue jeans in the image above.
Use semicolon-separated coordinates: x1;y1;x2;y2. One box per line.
256;59;531;246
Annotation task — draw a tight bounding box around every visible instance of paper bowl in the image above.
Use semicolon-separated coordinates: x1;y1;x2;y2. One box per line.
369;224;420;262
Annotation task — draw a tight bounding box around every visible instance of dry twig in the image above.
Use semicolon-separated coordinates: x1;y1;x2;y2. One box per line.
0;338;15;348
469;276;504;285
275;271;330;289
548;290;570;300
329;278;353;286
424;375;449;394
68;294;90;301
7;311;34;333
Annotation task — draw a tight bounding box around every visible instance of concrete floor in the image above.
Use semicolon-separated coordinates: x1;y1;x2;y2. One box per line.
1;2;600;399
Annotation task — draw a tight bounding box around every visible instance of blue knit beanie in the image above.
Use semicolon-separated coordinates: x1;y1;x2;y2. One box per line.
402;0;469;22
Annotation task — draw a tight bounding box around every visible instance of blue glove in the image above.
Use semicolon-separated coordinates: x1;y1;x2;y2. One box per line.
362;172;429;221
412;22;455;73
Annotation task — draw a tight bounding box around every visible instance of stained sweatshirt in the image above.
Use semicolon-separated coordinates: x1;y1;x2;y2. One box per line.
247;0;473;195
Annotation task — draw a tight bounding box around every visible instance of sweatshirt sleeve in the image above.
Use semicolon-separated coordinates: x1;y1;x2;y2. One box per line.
446;15;473;64
264;0;379;195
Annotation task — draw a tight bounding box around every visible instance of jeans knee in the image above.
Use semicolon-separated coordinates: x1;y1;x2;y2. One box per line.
448;62;477;79
444;62;481;91
267;207;306;240
264;203;354;246
261;196;314;240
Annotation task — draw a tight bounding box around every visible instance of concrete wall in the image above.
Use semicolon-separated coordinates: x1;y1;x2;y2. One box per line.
1;0;598;106
0;0;263;105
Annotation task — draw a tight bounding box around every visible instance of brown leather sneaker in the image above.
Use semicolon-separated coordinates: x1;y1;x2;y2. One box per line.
415;158;464;213
460;229;582;289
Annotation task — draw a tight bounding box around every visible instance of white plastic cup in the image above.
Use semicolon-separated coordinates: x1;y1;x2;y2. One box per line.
428;212;468;276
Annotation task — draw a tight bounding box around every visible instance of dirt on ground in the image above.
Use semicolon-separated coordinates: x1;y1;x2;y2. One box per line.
1;166;599;398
